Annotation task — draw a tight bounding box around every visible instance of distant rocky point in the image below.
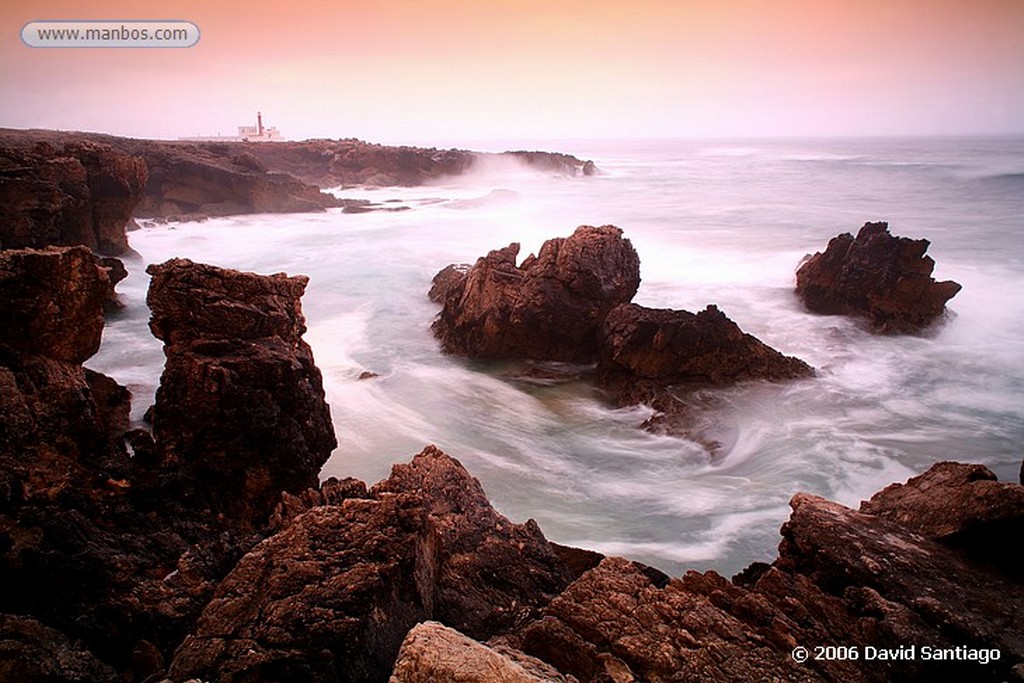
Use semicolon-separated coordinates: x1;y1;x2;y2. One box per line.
1;128;597;227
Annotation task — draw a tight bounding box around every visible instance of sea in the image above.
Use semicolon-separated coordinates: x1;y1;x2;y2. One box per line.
89;136;1024;578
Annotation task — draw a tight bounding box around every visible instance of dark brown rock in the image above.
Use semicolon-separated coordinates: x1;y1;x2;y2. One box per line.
506;475;1023;683
0;246;110;364
795;221;962;333
145;258;336;529
595;303;812;445
0;134;146;255
427;263;470;304
370;446;576;640
0;614;118;683
598;303;814;386
169;445;576;683
146;257;309;346
432;226;641;362
860;461;1024;577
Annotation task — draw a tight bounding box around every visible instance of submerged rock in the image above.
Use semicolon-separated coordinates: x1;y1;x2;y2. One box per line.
146;258;337;529
795;221;962;333
432;225;641;362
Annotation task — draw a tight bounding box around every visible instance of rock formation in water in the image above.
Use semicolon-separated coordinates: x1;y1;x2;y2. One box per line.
598;302;814;387
145;258;337;530
431;227;813;443
795;221;962;334
167;445;577;682
0;135;147;256
432;225;642;362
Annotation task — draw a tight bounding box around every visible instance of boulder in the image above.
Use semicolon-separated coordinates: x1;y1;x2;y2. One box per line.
0;135;146;255
432;226;641;362
389;621;576;683
168;445;576;683
145;258;336;529
598;303;814;386
595;303;812;445
795;222;962;333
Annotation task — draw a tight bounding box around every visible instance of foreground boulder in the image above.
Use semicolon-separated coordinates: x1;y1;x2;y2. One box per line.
168;446;576;683
432;225;641;362
146;258;337;529
390;621;575;683
0;134;146;255
795;222;962;333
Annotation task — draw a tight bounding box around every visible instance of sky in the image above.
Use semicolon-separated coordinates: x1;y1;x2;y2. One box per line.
2;0;1023;146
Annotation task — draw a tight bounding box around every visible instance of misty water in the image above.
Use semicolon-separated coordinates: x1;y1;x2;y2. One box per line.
90;137;1024;578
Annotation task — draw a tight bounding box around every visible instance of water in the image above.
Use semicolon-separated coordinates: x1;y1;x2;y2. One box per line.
90;136;1024;578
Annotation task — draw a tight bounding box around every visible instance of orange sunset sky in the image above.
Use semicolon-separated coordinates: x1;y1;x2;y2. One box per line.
2;0;1023;146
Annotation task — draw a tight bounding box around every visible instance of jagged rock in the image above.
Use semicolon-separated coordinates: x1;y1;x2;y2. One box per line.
0;134;146;255
598;303;814;386
146;257;309;346
795;222;962;333
505;476;1023;683
427;263;470;304
860;461;1024;577
0;246;110;364
168;445;576;683
145;258;336;529
432;226;641;362
594;303;812;445
389;621;577;683
0;614;118;683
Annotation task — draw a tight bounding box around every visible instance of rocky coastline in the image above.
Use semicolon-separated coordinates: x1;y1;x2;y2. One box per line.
1;130;1016;682
1;128;596;225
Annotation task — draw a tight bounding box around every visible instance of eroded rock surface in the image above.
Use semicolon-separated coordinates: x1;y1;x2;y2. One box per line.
146;258;336;529
499;463;1024;683
169;445;576;683
0;134;146;255
432;225;641;362
795;221;962;333
390;621;576;683
1;252;338;678
598;303;814;387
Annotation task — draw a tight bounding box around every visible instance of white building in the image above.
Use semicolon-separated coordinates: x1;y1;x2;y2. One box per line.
181;112;282;142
